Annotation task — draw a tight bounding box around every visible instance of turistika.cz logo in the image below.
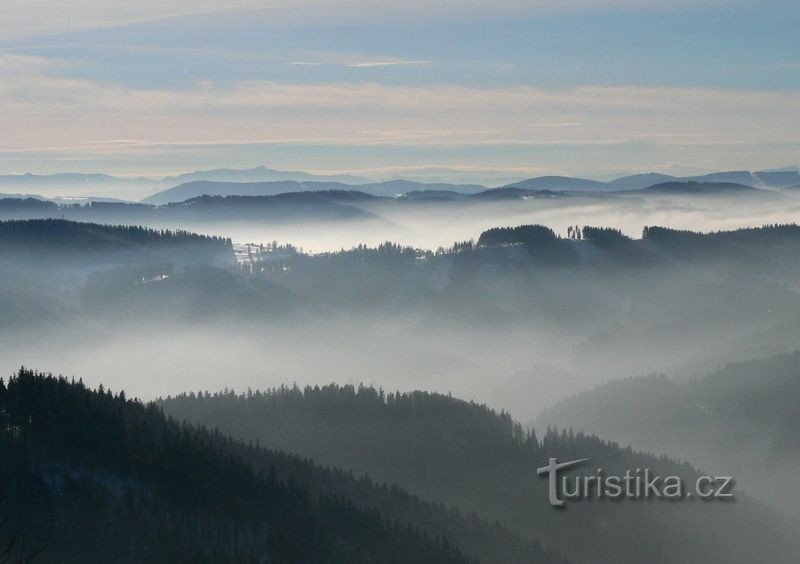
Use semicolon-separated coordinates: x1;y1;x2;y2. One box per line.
537;458;734;507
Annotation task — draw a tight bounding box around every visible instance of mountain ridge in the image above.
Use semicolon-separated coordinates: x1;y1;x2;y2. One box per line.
5;368;560;564
159;381;800;564
2;166;798;201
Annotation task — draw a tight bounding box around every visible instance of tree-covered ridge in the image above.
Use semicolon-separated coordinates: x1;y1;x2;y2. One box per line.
542;350;800;452
475;222;800;249
241;241;448;311
179;190;380;205
539;351;800;518
254;222;800;272
160;383;800;564
634;223;800;264
642;223;800;244
0;219;231;251
578;225;629;243
640;181;757;194
477;225;559;247
0;221;243;330
164;384;535;453
0;192;379;224
243;222;800;309
466;222;800;268
0;219;234;271
245;222;800;320
0;197;57;211
82;264;309;321
0;369;566;564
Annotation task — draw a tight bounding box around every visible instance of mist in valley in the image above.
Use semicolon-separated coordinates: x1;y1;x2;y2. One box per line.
3;188;800;563
3;194;800;419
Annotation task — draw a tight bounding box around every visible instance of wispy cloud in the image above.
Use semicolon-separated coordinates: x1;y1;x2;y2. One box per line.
530;121;582;128
344;60;431;68
283;57;431;68
1;53;798;174
0;1;742;40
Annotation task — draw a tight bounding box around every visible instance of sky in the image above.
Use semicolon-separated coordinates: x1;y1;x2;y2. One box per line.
0;0;798;181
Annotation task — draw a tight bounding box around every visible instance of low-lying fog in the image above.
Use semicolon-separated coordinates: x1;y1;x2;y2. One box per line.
2;191;800;424
0;321;679;417
178;193;800;253
1;298;792;423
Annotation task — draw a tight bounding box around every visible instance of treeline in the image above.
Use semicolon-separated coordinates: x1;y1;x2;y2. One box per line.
164;383;534;449
0;220;233;269
538;351;800;520
477;225;559;247
542;350;800;458
0;197;57;211
478;223;800;248
476;224;633;249
0;369;565;564
468;222;800;266
159;382;800;564
238;223;800;266
0;219;231;251
243;221;800;322
0;192;375;225
643;223;800;242
255;242;431;272
247;241;450;310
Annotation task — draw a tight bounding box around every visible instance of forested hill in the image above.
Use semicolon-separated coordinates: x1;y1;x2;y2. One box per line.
160;383;800;564
478;222;800;248
160;192;380;222
472;222;800;265
541;351;800;456
0;193;379;225
0;219;232;263
0;197;57;212
538;351;800;519
254;223;800;328
638;181;757;194
640;223;800;250
0;369;566;564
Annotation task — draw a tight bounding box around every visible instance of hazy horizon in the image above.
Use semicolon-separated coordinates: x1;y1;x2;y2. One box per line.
0;0;798;185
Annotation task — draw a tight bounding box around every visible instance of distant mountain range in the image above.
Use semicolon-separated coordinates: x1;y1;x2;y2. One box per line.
468;187;568;201
0;172;150;187
142;168;800;204
506;170;800;192
0;191;387;227
142;179;487;205
1;165;799;202
0;182;791;231
638;181;760;195
0;166;371;189
0;166;375;200
504;176;608;191
161;165;372;186
455;181;763;201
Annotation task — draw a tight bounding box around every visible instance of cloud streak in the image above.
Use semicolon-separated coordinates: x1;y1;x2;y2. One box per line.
284;56;432;68
0;1;754;39
0;53;798;175
344;60;431;68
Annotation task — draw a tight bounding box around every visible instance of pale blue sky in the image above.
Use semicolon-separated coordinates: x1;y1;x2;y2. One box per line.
0;1;797;180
